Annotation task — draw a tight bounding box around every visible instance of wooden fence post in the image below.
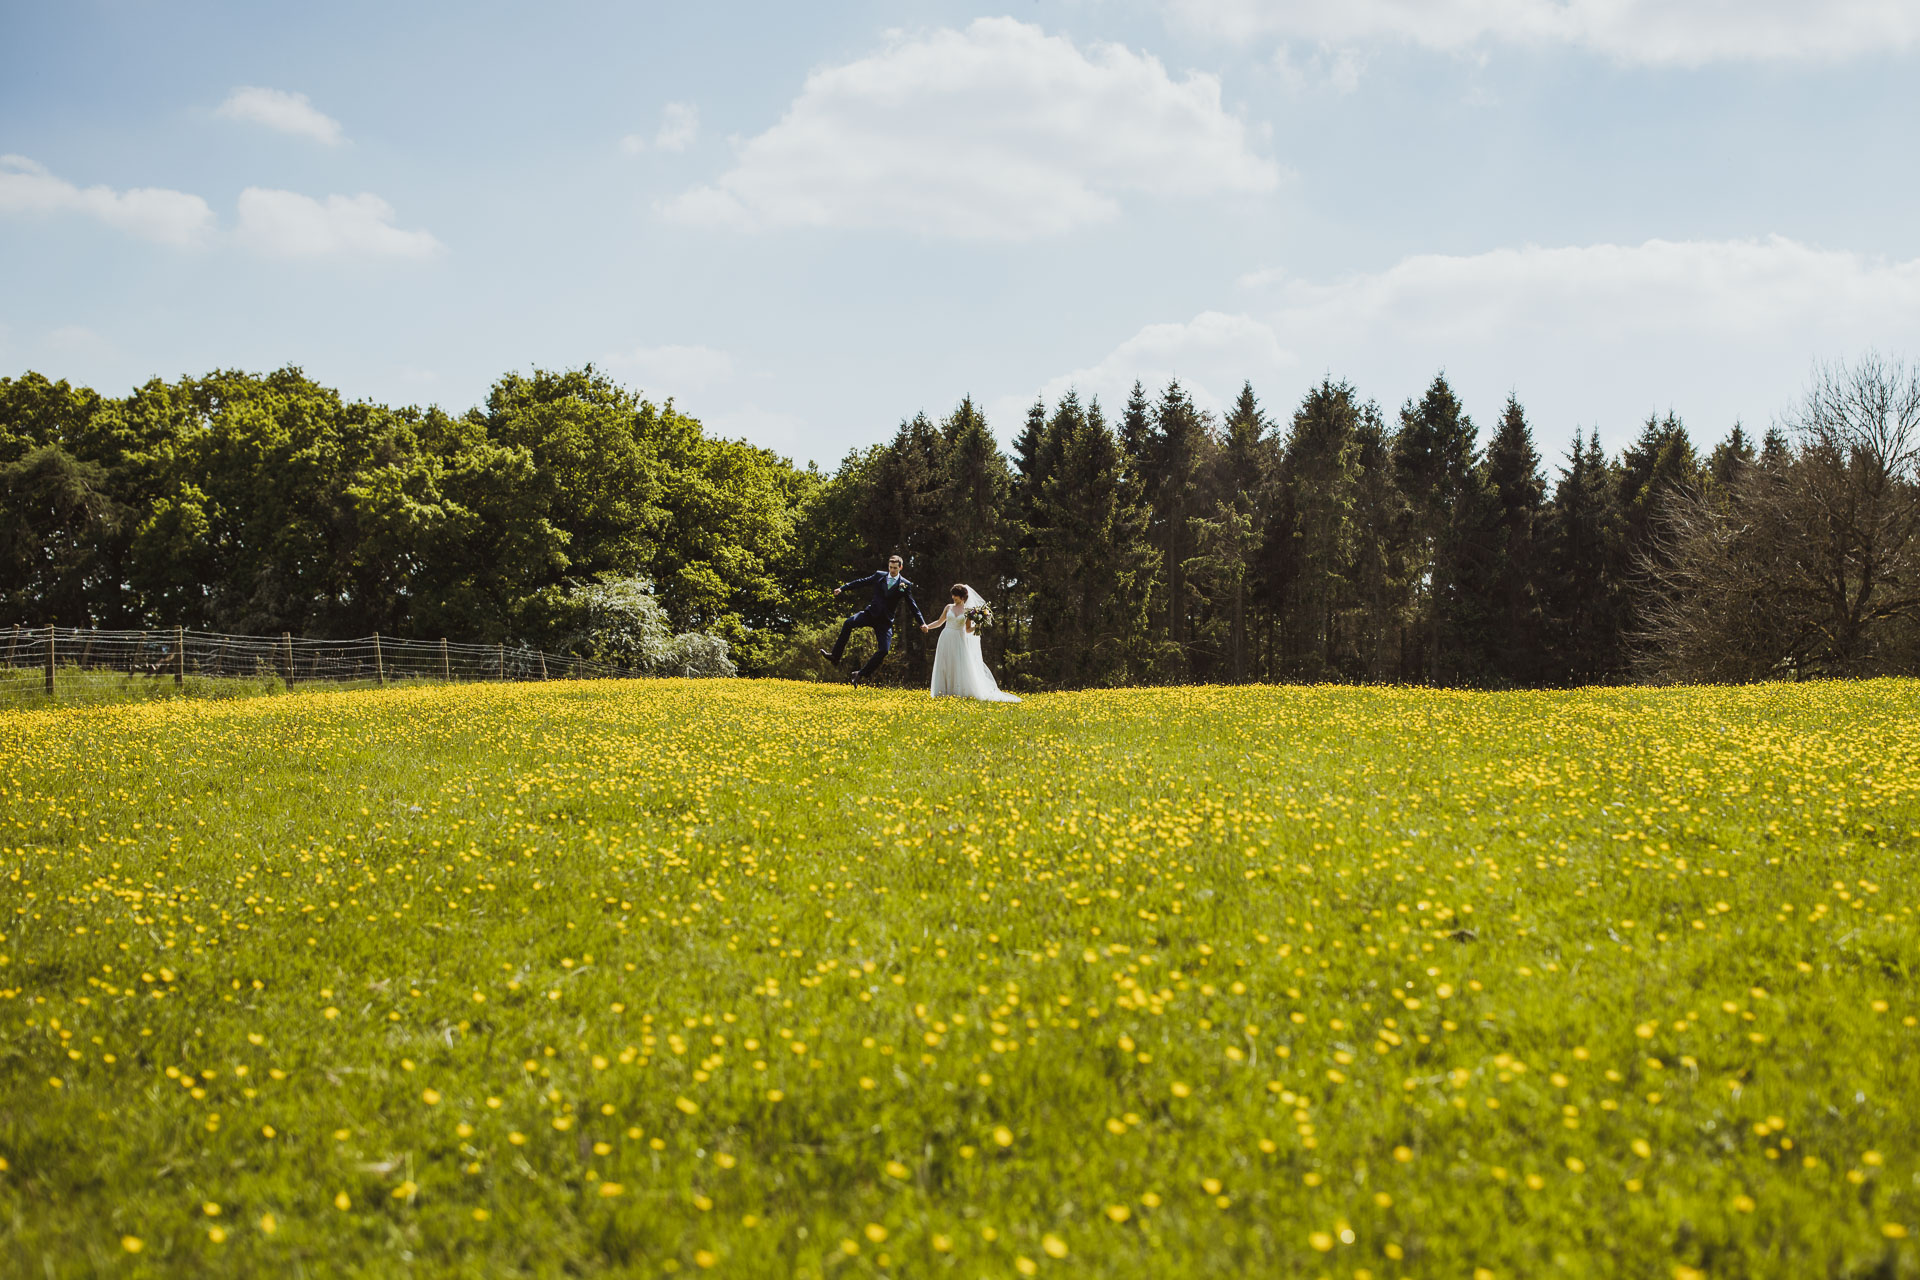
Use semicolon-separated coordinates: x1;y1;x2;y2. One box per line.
45;624;56;697
440;637;451;682
5;625;18;668
539;651;550;680
373;632;385;685
281;632;294;689
175;626;185;685
497;643;506;680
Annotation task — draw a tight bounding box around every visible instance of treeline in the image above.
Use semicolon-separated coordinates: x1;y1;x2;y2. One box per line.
0;367;811;671
807;360;1919;688
6;358;1917;687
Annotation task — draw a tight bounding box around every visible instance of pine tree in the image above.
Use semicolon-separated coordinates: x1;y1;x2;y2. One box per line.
935;396;1011;660
1475;393;1549;684
1616;411;1700;651
849;412;947;683
1760;425;1792;468
1119;381;1152;480
1030;396;1157;686
1196;381;1277;681
1707;424;1756;496
1392;374;1479;681
1270;378;1362;678
935;396;1004;574
1544;429;1626;682
1144;380;1212;677
1344;402;1409;679
1006;398;1050;659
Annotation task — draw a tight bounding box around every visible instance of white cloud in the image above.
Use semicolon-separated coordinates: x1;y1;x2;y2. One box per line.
1162;0;1920;65
1273;43;1367;93
662;17;1278;239
216;86;346;145
622;102;701;155
607;343;734;394
656;102;699;151
235;189;442;260
0;154;214;246
1024;237;1920;449
1030;311;1297;420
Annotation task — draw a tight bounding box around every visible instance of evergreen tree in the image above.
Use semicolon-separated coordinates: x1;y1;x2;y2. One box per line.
1616;411;1700;650
1392;374;1479;681
1118;381;1152;479
1005;397;1051;659
1760;425;1792;468
1270;379;1362;678
1029;396;1157;686
1618;412;1699;545
1012;398;1050;507
935;396;1012;661
1544;429;1626;682
1708;424;1756;493
863;412;949;682
1344;402;1409;679
1195;382;1277;681
936;395;1006;571
1475;393;1549;683
1144;380;1212;677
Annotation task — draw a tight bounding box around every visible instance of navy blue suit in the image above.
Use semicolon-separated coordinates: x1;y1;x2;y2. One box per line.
828;570;926;677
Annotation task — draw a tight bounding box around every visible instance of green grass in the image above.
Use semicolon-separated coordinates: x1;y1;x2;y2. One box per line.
0;665;290;709
0;679;1915;1278
0;666;514;711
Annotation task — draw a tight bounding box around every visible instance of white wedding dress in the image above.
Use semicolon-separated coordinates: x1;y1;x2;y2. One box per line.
930;587;1020;702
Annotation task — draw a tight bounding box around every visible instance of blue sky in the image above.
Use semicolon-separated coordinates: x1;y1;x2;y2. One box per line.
4;0;1918;467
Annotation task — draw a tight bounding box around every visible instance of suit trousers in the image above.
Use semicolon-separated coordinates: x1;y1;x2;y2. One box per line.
830;612;893;677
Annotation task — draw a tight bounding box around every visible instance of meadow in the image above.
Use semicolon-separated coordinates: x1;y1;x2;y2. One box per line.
0;679;1914;1278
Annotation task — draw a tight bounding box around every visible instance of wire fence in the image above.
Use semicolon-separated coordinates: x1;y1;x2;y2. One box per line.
0;625;651;709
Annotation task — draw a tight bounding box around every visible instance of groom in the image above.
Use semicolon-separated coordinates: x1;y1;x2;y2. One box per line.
822;554;925;687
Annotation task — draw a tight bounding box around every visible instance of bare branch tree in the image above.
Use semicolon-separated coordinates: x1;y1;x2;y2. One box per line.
1640;353;1920;681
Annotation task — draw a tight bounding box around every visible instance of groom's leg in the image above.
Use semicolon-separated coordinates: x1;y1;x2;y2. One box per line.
855;624;892;678
827;614;862;664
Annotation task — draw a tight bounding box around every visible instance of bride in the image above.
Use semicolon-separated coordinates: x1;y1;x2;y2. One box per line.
921;584;1020;702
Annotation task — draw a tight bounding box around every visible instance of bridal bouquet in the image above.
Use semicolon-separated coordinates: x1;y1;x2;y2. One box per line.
964;602;995;631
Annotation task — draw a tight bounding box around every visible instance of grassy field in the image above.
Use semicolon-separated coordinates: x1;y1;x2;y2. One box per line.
0;666;291;710
1;679;1914;1278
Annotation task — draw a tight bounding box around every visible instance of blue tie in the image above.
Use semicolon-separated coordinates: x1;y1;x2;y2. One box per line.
886;575;897;589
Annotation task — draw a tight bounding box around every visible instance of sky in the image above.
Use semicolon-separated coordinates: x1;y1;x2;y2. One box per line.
3;0;1918;469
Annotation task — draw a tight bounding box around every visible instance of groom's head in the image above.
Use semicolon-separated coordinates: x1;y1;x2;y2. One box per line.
887;555;903;575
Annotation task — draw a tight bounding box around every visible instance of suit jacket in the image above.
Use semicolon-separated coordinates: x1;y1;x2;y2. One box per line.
841;570;925;628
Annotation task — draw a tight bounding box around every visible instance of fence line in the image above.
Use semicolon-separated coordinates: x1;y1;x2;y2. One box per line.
0;624;649;707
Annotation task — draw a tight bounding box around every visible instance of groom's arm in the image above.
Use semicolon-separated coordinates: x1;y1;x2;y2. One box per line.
837;570;878;596
903;585;926;627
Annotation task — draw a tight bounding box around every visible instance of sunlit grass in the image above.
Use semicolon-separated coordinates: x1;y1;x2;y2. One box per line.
1;679;1914;1277
0;666;290;709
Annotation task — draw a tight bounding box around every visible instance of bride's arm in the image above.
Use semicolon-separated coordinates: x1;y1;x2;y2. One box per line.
921;605;950;633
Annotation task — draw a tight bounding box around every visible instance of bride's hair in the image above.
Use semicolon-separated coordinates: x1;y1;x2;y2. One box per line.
950;584;967;599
